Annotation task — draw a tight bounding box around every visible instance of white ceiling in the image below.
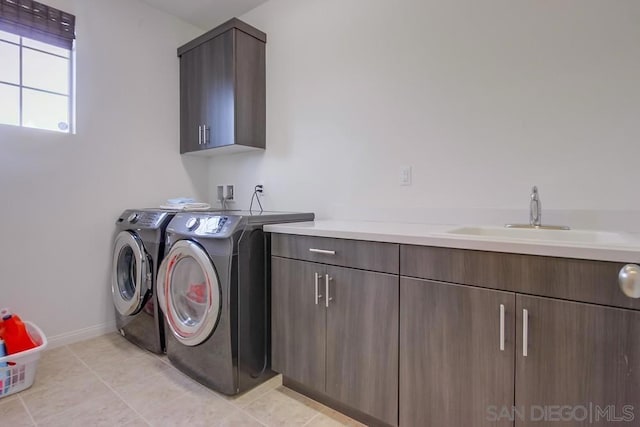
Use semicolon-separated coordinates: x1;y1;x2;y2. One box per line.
141;0;268;30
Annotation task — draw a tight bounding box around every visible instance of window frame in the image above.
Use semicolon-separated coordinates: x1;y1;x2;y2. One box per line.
0;33;74;133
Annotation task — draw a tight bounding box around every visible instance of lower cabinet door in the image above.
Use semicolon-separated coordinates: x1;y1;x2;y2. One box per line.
516;295;640;427
400;278;516;427
325;265;399;426
271;257;326;391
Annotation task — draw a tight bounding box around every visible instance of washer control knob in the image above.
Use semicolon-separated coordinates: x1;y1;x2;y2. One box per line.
127;213;139;224
619;264;640;298
186;217;200;231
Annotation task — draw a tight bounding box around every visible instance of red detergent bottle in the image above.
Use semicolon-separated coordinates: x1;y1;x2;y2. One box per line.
2;314;37;354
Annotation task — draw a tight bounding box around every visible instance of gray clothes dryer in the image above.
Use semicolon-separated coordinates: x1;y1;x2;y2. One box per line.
112;209;177;354
158;211;314;395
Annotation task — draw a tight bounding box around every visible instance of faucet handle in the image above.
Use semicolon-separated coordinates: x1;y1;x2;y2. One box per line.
531;186;539;199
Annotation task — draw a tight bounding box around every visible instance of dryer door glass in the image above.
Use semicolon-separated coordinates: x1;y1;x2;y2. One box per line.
171;257;208;327
116;246;137;300
162;240;222;346
111;231;150;316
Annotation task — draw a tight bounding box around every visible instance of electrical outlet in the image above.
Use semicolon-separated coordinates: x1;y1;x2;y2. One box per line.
218;185;234;202
400;166;412;186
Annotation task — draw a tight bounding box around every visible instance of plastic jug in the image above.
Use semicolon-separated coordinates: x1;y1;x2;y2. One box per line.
2;315;37;354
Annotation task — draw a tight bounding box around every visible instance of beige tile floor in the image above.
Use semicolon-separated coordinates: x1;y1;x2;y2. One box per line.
0;333;365;426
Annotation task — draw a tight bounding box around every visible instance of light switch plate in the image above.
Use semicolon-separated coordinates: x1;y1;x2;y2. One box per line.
400;166;412;186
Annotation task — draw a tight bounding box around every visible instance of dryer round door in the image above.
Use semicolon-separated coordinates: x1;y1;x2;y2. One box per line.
112;231;151;316
157;240;222;347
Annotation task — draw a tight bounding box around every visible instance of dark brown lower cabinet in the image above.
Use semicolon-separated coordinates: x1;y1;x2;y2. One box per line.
326;264;399;425
271;257;325;391
271;257;399;425
400;277;516;427
272;237;640;427
400;280;640;427
516;295;640;427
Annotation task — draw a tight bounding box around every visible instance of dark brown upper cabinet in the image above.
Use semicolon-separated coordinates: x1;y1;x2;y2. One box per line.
178;18;266;155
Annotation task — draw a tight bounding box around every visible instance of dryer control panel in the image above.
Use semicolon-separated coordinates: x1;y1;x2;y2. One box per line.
117;210;170;229
168;214;240;238
195;215;237;237
202;216;228;234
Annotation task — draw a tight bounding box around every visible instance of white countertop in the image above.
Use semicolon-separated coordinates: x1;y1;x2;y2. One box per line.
264;220;640;263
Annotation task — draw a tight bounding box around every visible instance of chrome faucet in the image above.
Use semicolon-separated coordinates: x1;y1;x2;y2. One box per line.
529;186;541;227
505;186;569;230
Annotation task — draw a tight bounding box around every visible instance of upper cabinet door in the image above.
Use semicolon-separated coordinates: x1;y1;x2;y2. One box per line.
325;265;399;426
516;295;640;427
200;30;234;149
179;44;207;154
271;257;326;392
400;278;516;427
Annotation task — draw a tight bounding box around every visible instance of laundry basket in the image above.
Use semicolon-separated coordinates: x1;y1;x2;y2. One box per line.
0;321;47;398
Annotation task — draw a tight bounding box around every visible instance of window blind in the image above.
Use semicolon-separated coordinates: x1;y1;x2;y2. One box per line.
0;0;75;49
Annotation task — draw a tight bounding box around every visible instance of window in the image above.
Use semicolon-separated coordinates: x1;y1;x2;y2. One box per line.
0;30;73;132
0;0;76;133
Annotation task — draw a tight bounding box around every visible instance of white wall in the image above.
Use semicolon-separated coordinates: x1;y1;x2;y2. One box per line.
210;0;640;231
2;0;639;346
0;0;207;345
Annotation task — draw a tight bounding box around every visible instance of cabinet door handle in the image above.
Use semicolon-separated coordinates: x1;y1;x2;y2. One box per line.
314;272;323;305
325;274;333;307
203;125;209;145
309;248;336;255
499;304;505;351
522;309;528;357
198;125;202;145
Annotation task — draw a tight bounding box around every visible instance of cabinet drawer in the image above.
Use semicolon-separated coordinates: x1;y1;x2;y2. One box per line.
400;245;640;310
272;234;399;274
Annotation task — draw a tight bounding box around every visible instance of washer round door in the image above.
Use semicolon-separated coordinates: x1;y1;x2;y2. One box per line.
112;231;151;316
157;240;222;346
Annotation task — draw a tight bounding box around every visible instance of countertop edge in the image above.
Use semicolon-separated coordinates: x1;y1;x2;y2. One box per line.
264;222;640;263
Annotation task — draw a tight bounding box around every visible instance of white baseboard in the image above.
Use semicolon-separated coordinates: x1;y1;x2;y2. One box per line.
46;321;117;349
